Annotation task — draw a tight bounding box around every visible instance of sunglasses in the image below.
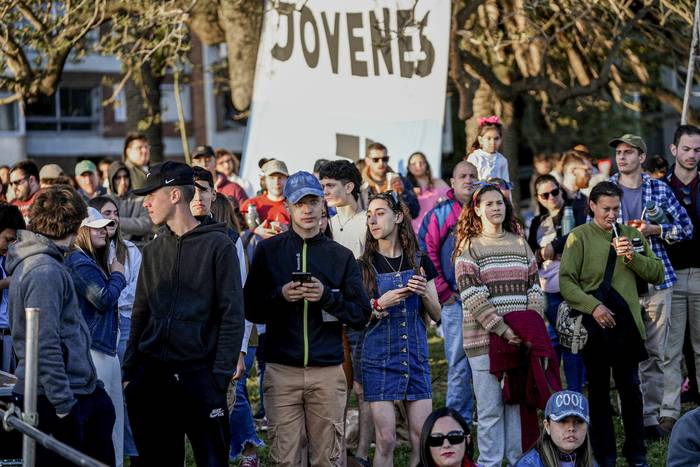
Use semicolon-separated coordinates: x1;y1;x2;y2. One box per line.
369;190;400;211
681;186;692;206
9;177;27;187
370;156;389;163
427;430;466;447
538;187;561;200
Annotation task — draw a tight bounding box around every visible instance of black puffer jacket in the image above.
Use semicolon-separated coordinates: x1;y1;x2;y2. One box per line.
122;221;244;387
245;228;370;368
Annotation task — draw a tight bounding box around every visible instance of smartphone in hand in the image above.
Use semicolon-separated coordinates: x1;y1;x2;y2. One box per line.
291;272;312;283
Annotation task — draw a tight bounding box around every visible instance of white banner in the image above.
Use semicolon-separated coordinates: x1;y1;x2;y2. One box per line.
241;0;451;186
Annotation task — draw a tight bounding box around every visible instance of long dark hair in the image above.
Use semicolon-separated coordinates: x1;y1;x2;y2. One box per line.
533;174;566;215
211;195;242;233
453;184;521;261
358;192;418;296
406;152;434;190
88;196;129;265
526;419;595;467
418;407;474;467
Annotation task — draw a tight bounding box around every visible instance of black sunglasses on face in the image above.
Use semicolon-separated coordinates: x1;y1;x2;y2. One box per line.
370;157;389;163
427;430;466;447
538;187;560;200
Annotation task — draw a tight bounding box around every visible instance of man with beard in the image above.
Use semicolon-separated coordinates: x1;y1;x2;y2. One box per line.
609;134;693;441
9;160;41;225
359;143;419;218
660;125;700;434
417;161;478;428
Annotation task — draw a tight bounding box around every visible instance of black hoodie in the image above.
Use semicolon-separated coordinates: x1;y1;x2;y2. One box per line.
245;228;371;368
122;221;244;387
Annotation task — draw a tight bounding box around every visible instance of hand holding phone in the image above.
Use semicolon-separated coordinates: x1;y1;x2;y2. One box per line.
291;272;313;283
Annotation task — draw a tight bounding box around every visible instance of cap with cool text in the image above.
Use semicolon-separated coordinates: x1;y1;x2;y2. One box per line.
284;171;324;204
132;161;196;196
545;390;590;424
608;134;647;155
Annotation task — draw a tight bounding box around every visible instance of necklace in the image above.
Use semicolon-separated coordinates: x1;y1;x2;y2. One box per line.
381;252;403;280
336;211;360;232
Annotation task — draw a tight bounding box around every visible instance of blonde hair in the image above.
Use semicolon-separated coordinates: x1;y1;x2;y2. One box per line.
74;226;110;274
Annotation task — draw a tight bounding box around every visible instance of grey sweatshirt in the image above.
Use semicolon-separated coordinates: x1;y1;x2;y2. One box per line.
6;230;98;414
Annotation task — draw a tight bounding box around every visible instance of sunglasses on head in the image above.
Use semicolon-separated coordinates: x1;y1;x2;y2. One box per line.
538;187;560;200
427;430;466;447
370;156;389;163
369;190;400;210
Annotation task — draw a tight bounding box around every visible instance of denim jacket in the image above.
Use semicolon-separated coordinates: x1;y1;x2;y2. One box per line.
515;449;545;467
65;249;127;356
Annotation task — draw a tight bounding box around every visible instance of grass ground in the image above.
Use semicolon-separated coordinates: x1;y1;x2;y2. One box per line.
188;330;678;466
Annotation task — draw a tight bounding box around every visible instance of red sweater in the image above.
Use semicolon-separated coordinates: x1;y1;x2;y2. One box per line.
489;310;561;451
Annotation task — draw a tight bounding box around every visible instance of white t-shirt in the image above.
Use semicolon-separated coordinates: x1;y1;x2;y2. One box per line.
329;210;367;259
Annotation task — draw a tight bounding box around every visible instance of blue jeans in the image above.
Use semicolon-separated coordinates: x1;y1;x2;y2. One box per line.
441;300;474;425
117;315;138;457
545;292;585;393
229;347;264;460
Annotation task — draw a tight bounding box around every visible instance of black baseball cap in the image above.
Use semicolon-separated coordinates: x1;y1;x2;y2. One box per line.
192;145;215;159
132;161;196;196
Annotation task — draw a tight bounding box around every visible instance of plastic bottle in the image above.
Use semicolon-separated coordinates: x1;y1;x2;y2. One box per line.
645;201;669;225
246;204;260;229
561;206;575;235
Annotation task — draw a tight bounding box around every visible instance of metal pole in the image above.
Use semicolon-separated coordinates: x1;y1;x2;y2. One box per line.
682;0;700;124
22;307;39;467
1;406;109;467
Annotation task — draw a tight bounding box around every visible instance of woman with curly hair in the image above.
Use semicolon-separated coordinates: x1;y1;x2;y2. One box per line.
358;192;441;467
454;184;544;466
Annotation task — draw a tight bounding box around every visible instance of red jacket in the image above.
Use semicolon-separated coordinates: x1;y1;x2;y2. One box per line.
489;310;562;450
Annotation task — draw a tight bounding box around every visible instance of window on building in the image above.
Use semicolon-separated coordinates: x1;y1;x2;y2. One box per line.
25;87;99;131
0;97;19;132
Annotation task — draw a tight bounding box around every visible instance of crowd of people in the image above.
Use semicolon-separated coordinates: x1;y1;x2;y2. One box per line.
1;118;700;467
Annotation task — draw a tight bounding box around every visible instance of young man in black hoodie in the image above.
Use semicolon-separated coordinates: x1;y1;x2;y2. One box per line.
7;185;115;466
245;171;371;466
122;161;244;467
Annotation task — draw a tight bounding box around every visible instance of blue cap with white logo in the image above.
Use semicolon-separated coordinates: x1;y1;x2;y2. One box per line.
284;171;324;204
545;390;590;424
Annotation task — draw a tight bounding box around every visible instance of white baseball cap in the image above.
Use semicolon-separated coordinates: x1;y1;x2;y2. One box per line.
80;207;115;229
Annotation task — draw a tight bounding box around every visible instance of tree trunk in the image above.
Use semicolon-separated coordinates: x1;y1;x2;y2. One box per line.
219;0;264;111
465;80;521;205
125;62;165;162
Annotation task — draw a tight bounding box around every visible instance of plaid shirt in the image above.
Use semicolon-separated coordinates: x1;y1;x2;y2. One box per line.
610;173;694;290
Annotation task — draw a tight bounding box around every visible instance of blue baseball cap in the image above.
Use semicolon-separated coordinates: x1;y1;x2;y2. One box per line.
545;391;590;424
284;171;324;204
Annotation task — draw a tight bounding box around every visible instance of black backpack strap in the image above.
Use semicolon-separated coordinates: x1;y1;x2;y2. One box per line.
601;243;618;290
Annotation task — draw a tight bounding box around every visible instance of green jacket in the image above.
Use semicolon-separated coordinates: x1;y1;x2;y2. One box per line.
559;222;664;339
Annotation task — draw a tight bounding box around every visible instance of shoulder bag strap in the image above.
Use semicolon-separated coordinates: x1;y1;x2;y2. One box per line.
601;243;618;290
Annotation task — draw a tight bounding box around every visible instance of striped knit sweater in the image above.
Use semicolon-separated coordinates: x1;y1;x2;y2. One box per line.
455;231;544;357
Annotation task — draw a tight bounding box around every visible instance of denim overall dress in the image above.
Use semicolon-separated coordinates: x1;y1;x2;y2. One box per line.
362;263;432;402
